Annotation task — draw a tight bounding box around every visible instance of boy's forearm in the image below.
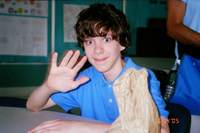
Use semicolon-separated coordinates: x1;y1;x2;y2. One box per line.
26;82;55;112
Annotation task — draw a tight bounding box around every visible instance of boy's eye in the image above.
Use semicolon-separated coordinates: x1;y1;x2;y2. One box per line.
104;37;112;43
84;40;93;46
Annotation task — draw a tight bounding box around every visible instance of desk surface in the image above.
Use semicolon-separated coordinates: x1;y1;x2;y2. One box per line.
0;106;94;133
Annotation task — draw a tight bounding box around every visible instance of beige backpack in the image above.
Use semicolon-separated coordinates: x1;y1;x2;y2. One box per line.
108;68;160;133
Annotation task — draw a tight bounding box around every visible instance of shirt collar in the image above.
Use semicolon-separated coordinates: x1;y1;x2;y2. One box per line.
99;57;140;86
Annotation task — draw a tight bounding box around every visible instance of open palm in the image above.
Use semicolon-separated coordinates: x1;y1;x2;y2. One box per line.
46;51;89;92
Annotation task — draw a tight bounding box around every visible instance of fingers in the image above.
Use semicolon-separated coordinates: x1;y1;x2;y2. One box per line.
59;50;82;69
66;51;80;68
71;76;90;89
78;77;90;85
60;50;73;66
56;50;86;73
28;120;60;133
50;52;58;69
73;56;87;72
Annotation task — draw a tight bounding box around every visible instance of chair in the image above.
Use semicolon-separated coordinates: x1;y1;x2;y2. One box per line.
153;69;191;133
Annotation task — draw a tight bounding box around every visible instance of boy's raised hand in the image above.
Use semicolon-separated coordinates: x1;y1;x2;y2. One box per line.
45;50;89;92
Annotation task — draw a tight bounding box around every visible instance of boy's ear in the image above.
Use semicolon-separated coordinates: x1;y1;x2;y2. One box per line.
120;46;125;51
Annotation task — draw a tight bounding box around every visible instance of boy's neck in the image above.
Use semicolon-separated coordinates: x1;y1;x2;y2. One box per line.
104;59;125;81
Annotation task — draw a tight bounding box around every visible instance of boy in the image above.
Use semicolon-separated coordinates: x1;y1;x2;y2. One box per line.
27;3;169;133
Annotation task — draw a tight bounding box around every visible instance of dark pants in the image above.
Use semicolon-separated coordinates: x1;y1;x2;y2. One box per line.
167;103;191;133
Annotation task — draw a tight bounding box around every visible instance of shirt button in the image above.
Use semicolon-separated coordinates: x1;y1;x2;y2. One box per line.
192;62;196;66
108;98;113;103
108;85;112;88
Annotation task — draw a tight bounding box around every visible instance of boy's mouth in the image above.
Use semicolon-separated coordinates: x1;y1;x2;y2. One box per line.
93;57;108;62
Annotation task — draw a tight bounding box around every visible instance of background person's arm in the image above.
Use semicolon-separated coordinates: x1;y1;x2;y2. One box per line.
167;0;200;48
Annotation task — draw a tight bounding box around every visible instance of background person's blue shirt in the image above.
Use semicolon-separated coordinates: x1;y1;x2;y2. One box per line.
51;57;168;123
170;0;200;115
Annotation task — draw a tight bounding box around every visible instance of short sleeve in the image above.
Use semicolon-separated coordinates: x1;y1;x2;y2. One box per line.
147;69;169;118
182;0;188;3
50;89;80;112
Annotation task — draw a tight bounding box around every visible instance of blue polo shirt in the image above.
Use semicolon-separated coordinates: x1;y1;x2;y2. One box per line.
51;57;168;123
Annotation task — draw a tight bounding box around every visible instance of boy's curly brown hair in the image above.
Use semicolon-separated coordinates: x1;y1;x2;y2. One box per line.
75;3;130;53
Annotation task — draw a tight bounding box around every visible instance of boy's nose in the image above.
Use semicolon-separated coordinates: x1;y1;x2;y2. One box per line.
94;42;104;55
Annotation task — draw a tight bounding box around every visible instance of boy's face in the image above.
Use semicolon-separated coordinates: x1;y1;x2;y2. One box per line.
83;32;125;74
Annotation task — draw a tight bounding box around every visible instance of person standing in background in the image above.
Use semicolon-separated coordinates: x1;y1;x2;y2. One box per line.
167;0;200;117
